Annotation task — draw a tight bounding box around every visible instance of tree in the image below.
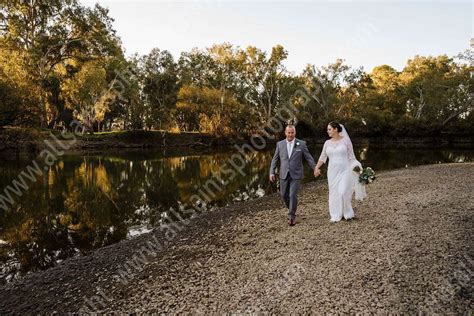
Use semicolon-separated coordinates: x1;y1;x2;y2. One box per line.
369;65;405;116
96;57;142;131
300;59;360;128
239;45;289;124
0;47;42;127
0;0;123;128
62;61;113;133
178;43;291;129
178;47;218;88
0;77;21;127
140;48;179;130
175;85;252;136
400;55;473;128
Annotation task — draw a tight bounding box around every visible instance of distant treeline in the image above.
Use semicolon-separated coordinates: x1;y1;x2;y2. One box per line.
1;1;473;138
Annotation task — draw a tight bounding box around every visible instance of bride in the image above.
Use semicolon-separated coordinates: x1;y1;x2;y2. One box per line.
314;122;366;222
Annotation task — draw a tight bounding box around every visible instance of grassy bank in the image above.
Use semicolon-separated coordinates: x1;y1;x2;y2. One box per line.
1;127;473;154
0;127;245;153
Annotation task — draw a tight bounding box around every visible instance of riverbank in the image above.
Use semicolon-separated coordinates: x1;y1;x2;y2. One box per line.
0;127;244;153
0;163;472;314
1;127;473;154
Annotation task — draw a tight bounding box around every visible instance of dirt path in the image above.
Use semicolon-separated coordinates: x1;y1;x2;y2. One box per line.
0;163;472;314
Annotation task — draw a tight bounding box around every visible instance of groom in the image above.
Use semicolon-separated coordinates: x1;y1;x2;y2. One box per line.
269;125;318;226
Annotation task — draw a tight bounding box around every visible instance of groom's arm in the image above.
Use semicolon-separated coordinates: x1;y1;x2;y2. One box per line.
269;143;280;180
302;141;317;170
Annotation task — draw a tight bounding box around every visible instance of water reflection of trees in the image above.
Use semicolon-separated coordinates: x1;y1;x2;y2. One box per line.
0;149;272;282
0;146;472;282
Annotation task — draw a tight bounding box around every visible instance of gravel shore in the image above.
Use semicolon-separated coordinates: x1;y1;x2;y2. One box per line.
0;163;472;314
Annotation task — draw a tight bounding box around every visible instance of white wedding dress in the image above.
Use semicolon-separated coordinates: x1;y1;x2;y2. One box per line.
318;126;366;222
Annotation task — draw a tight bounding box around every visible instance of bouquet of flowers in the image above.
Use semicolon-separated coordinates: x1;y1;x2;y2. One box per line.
353;166;376;184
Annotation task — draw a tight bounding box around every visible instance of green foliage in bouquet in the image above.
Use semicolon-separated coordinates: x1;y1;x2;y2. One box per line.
353;166;376;184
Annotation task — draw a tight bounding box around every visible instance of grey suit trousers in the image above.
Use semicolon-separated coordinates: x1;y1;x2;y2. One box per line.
280;173;300;220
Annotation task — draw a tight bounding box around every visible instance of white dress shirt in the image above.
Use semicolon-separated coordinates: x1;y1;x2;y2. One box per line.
287;139;295;158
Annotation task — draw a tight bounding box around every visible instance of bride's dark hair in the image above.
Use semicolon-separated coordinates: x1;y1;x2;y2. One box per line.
328;121;342;132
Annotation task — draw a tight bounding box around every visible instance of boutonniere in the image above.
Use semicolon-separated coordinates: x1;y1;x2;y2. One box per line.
296;141;300;146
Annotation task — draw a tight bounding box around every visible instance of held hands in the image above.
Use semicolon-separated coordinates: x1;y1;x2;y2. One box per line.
271;169;320;180
313;168;321;177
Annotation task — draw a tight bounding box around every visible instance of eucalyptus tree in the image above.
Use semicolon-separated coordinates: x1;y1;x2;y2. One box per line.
0;0;123;128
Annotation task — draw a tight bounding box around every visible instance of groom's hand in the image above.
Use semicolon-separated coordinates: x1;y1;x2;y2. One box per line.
269;174;276;182
314;168;321;177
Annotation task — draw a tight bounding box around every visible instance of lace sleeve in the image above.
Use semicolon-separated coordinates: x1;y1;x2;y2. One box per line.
345;137;356;161
318;141;328;163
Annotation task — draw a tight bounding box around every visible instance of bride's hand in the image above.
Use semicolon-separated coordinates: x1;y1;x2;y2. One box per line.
314;168;321;177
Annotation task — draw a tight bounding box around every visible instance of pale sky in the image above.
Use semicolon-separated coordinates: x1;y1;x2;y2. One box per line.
81;0;473;73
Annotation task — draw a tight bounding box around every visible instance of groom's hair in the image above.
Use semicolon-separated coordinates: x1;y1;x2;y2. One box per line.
286;124;296;131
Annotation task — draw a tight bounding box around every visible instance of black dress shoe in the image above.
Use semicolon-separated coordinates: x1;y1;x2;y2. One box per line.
288;218;296;226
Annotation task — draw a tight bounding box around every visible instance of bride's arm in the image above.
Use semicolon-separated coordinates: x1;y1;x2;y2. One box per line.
315;159;325;171
314;141;328;176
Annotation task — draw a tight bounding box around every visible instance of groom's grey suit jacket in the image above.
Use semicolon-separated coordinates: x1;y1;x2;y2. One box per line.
269;138;317;180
